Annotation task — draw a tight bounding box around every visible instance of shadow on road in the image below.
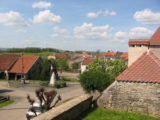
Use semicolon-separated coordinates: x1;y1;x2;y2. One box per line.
0;107;28;110
0;89;14;93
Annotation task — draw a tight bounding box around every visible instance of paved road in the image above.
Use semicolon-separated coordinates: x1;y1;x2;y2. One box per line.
0;81;84;120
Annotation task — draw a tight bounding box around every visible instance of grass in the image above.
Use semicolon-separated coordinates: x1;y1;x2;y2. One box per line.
61;77;79;82
4;51;52;56
0;100;14;108
80;108;160;120
63;98;73;103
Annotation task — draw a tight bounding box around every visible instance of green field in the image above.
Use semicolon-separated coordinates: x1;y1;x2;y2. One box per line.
4;51;52;56
80;108;160;120
0;100;14;108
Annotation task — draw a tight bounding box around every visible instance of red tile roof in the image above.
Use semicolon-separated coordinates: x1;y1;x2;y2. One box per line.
96;54;105;58
116;51;160;83
9;55;39;74
79;52;90;58
0;54;21;71
55;54;68;59
129;39;150;45
120;53;128;60
105;52;116;56
150;27;160;45
82;58;94;65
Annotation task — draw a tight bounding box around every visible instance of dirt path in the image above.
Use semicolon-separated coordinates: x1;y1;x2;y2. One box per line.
0;81;84;120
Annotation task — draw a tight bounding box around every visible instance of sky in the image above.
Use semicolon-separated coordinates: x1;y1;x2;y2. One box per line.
0;0;160;52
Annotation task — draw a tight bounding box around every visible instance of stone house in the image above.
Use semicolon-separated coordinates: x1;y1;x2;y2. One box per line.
97;27;160;117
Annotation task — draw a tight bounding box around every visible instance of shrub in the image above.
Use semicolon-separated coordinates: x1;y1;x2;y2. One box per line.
79;70;112;93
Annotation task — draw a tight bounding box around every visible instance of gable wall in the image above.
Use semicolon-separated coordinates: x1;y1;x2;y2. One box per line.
97;81;160;117
149;45;160;59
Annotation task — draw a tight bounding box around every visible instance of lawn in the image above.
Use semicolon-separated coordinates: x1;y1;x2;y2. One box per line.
4;51;52;56
0;100;14;108
80;108;160;120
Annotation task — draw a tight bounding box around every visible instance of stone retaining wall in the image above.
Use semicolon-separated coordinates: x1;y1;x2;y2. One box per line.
33;94;93;120
97;81;160;118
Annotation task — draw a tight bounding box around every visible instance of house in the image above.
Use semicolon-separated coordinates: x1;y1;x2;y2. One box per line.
9;55;40;80
97;27;160;117
0;54;21;79
120;52;128;63
81;58;94;73
55;53;69;59
47;54;56;60
79;52;91;58
0;54;41;80
104;52;116;60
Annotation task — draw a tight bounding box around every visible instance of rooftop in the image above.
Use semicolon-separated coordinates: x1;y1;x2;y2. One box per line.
116;51;160;83
0;54;21;71
82;58;94;65
9;55;39;74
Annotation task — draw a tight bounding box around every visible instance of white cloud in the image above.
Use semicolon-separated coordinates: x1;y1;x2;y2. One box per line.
134;9;160;25
51;33;59;38
53;26;69;33
33;10;61;24
0;11;29;27
104;10;117;16
113;27;153;43
74;22;112;39
87;10;116;18
129;27;153;38
87;11;101;18
115;31;127;38
32;1;52;9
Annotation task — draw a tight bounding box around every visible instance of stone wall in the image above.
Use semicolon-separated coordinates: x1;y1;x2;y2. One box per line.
32;94;93;120
97;81;160;117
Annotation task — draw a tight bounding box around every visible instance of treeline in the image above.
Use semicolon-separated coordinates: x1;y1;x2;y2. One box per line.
6;47;60;53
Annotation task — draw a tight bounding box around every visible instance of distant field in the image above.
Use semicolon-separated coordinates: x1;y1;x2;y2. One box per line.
81;108;160;120
4;51;52;56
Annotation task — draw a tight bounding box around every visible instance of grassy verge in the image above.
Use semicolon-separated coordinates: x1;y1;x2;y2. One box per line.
0;100;14;108
61;77;79;82
80;108;160;120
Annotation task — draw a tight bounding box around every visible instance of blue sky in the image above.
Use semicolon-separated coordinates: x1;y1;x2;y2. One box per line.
0;0;160;52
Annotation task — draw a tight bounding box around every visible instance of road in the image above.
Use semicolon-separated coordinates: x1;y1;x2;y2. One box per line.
0;81;84;120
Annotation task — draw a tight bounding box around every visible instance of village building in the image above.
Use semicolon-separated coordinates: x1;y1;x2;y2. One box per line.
79;52;91;58
104;52;117;61
80;58;94;73
120;52;128;63
97;27;160;117
0;54;41;80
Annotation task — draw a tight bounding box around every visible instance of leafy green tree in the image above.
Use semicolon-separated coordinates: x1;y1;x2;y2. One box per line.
80;59;127;93
88;59;107;72
72;62;79;70
56;59;69;71
106;59;127;78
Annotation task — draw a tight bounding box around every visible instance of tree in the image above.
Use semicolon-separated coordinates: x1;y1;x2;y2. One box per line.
79;71;112;93
88;59;107;72
72;62;79;70
106;59;127;78
79;59;127;93
56;59;69;71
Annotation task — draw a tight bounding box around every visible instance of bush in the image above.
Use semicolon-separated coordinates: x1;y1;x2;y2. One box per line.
79;71;112;93
54;81;67;88
79;59;127;93
72;62;79;69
